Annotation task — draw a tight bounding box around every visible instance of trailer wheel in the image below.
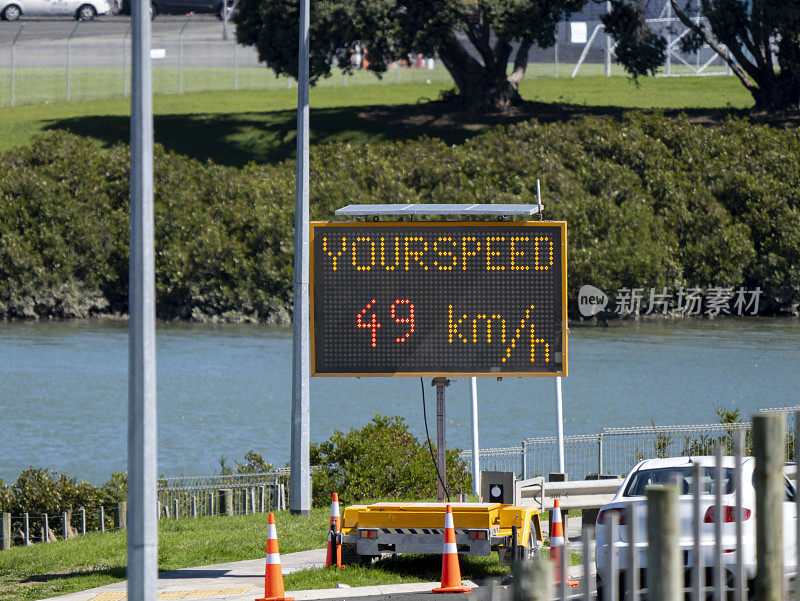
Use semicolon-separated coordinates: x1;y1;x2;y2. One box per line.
525;520;540;560
341;544;377;566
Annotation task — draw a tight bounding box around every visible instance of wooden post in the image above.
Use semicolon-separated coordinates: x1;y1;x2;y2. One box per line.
172;499;179;519
1;512;10;550
62;512;70;540
219;489;233;516
513;554;553;601
753;413;784;601
647;484;680;601
117;502;127;529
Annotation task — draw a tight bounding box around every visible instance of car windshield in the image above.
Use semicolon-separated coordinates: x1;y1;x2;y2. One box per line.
623;465;735;496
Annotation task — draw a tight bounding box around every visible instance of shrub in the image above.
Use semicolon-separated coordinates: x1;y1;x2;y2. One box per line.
310;415;471;506
0;115;798;320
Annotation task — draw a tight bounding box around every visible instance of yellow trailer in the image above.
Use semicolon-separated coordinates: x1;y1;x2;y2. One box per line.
340;502;543;566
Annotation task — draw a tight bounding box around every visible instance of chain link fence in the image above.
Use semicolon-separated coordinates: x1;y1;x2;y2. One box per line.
460;406;799;481
0;6;733;108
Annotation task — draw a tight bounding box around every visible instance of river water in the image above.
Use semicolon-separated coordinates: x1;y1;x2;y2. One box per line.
1;318;798;483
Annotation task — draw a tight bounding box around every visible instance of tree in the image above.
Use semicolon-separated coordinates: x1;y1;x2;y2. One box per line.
603;0;800;111
235;0;586;111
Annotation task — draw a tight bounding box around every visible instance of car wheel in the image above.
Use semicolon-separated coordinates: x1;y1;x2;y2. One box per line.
3;4;21;20
76;4;96;20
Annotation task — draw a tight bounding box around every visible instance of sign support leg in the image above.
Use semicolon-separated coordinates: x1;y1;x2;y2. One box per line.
432;377;450;502
470;377;480;497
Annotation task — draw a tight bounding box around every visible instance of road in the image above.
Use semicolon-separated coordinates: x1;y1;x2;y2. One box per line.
0;14;229;43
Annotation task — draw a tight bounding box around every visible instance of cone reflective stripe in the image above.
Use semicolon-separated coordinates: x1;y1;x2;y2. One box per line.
255;513;294;601
550;501;564;548
549;499;578;588
432;504;469;594
325;493;342;569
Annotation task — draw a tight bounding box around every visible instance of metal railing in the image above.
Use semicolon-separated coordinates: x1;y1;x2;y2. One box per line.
460;406;799;481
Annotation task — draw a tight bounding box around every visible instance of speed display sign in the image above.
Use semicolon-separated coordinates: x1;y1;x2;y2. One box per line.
310;221;567;377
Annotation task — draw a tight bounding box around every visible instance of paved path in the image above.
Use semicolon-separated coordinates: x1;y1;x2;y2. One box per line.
44;519;594;601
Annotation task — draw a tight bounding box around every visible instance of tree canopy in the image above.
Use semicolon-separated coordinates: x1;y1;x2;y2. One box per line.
603;0;800;111
235;0;586;111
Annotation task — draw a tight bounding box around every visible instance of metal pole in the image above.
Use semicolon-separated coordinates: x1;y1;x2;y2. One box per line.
753;413;784;601
692;462;704;601
129;0;158;590
123;24;131;98
289;0;311;517
470;377;480;497
222;0;229;40
554;24;559;78
521;440;527;480
605;513;618;601
647;484;681;601
100;506;105;532
666;1;672;75
23;512;29;545
66;22;79;101
733;430;745;601
80;507;85;535
233;41;238;90
713;444;723;601
178;16;189;94
598;434;603;475
604;1;612;76
555;377;565;474
582;528;592;601
433;377;450;501
796;410;800;601
10;24;23;107
628;503;638;601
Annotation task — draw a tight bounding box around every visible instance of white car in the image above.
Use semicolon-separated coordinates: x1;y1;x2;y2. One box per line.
1;0;110;21
595;456;797;597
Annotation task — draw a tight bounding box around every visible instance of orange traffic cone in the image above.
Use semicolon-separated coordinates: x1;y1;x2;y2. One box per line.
255;513;294;601
432;504;470;594
550;499;579;588
324;493;342;569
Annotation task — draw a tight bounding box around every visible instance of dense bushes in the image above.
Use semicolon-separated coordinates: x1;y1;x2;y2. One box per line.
310;415;471;506
0;468;127;538
0;114;798;320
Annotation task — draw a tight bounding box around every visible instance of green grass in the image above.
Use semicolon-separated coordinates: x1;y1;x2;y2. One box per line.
0;509;330;601
0;73;755;167
0;506;585;601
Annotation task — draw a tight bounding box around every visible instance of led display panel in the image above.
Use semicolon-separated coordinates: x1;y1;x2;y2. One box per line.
310;222;567;377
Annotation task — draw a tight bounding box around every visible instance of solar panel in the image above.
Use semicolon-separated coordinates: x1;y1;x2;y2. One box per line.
334;204;543;216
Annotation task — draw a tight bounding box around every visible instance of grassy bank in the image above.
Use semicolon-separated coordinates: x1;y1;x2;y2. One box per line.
0;75;755;165
0;508;578;601
0;509;329;601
